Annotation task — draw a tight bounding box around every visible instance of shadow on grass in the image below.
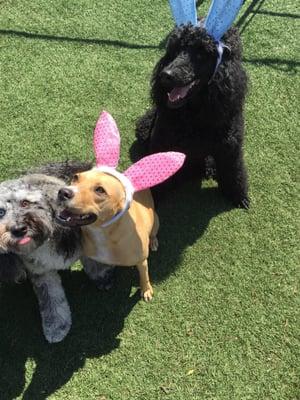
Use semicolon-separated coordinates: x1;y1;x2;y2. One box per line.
0;270;140;399
0;184;230;399
0;29;159;50
254;10;300;19
0;186;231;400
150;184;232;283
236;0;267;34
129;139;233;284
243;57;300;74
0;144;232;399
236;0;300;35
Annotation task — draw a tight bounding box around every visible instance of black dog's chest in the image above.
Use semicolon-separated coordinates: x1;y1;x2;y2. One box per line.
151;111;218;156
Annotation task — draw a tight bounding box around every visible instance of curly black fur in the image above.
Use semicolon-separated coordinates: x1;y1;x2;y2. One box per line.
36;161;91;258
29;160;93;183
136;24;249;208
52;223;81;259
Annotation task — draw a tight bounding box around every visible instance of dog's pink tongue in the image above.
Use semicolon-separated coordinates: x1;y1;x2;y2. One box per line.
18;237;31;245
168;85;190;102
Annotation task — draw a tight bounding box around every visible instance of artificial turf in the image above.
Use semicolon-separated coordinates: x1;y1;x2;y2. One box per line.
0;0;299;399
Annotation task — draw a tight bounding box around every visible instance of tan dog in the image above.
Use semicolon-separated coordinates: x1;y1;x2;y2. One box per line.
56;111;185;301
57;170;159;300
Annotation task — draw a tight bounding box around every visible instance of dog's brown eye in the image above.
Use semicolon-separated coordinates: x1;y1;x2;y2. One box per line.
20;200;30;208
72;174;79;183
95;186;106;195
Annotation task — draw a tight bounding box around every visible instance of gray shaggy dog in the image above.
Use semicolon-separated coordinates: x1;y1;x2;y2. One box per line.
0;162;112;343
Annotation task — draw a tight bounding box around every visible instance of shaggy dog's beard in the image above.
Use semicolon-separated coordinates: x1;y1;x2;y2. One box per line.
0;213;53;256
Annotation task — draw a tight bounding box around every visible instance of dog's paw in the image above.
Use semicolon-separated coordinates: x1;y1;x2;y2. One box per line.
141;285;154;302
43;317;71;343
150;237;159;251
94;268;116;291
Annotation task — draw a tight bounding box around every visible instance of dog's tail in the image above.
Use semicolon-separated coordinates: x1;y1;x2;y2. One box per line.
28;160;93;183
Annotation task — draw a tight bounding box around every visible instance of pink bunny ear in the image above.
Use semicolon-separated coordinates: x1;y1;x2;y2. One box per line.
123;152;186;192
93;111;120;168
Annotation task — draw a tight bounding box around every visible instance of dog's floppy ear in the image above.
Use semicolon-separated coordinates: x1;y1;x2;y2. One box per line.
0;253;26;283
123;152;185;192
94;111;120;168
204;0;243;41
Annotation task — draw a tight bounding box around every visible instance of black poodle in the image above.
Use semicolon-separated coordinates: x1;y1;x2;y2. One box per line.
136;24;249;208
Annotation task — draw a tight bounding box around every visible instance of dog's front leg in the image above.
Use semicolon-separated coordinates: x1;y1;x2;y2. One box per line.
136;259;153;302
81;256;116;290
30;271;71;343
135;108;157;143
214;145;249;209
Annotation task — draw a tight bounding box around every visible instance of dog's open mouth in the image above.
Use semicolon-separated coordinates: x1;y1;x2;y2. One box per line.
167;80;200;108
56;209;97;227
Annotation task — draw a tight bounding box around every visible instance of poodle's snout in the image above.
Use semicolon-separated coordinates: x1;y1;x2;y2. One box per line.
160;68;176;86
58;188;74;201
11;224;28;238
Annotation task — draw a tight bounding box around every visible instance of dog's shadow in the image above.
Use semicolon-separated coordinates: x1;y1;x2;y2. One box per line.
149;183;232;283
0;270;139;399
129;138;232;282
0;144;232;399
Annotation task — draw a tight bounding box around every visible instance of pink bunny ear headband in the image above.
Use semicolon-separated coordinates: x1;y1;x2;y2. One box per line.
93;111;185;227
168;0;244;79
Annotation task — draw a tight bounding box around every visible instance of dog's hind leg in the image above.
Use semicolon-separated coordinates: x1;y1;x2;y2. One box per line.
30;271;71;343
150;212;159;252
136;259;153;302
81;256;116;290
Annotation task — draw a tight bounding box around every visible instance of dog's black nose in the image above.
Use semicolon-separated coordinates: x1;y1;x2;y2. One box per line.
58;188;74;201
11;224;28;238
160;69;175;86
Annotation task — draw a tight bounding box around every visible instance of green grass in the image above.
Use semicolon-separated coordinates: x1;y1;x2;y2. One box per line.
0;0;299;399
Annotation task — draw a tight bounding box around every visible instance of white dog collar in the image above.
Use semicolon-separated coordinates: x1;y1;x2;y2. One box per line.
94;166;134;228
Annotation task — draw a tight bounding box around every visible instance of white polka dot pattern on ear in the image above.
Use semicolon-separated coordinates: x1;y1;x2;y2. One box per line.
169;0;197;26
94;111;120;168
204;0;243;41
92;111;185;193
124;152;186;192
